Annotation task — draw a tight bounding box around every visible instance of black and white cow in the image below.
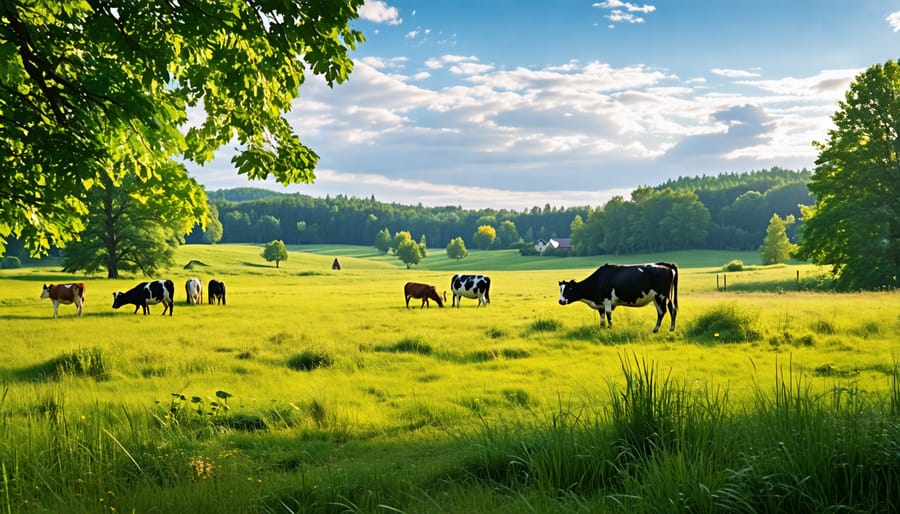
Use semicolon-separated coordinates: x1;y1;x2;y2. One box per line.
450;274;491;308
112;279;175;316
558;262;678;332
208;279;226;305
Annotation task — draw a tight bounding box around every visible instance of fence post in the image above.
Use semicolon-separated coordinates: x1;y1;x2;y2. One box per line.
724;274;727;291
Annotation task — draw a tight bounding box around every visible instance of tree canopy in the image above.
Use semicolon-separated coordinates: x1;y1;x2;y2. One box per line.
795;60;900;290
0;0;364;256
261;240;288;268
61;163;205;278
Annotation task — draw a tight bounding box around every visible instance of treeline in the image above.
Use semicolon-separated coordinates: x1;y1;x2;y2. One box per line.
571;167;814;255
191;193;585;250
186;167;814;254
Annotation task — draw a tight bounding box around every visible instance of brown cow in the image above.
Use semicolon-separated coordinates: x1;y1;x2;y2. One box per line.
41;283;86;318
404;282;445;308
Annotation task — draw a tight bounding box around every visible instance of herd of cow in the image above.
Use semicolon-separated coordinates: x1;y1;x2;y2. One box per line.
40;278;227;318
40;262;679;332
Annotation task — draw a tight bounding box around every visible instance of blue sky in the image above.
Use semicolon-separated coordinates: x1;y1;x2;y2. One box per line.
188;1;900;210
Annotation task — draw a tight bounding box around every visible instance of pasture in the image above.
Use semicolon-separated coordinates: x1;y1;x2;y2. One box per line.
0;244;898;513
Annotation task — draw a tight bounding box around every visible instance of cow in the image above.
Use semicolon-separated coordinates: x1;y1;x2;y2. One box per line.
404;282;445;308
208;279;226;305
112;279;175;316
41;283;85;318
450;274;491;308
185;277;203;304
558;262;678;333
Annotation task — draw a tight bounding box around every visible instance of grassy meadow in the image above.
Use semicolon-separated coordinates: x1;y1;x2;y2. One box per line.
0;244;898;513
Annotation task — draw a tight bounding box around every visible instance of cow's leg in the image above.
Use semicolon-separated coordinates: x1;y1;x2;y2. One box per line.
75;298;83;316
652;296;666;333
52;300;59;318
667;297;677;331
133;305;141;314
405;295;411;308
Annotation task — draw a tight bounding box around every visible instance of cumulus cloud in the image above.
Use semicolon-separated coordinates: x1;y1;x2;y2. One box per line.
358;1;402;25
188;53;846;210
711;68;762;78
888;11;900;31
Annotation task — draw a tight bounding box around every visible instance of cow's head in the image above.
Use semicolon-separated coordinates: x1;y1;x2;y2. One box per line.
40;284;51;299
558;280;577;305
429;287;444;307
111;292;123;309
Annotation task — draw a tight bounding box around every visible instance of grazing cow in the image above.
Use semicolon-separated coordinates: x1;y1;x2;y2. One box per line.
41;283;85;318
450;274;491;308
558;262;678;333
185;277;203;304
208;279;226;305
404;282;445;308
112;279;175;316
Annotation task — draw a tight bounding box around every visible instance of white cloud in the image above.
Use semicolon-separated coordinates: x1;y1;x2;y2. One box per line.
406;30;418;39
888;11;900;31
358;1;402;25
593;1;656;13
593;1;656;26
711;68;762;78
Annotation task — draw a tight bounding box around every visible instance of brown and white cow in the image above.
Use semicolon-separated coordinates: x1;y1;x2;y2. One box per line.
41;283;86;318
404;282;445;308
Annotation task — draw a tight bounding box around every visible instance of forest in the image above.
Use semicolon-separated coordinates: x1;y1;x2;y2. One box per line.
189;167;814;255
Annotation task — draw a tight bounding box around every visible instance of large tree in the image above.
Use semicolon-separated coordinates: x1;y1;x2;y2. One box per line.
61;163;205;278
262;240;288;268
795;60;900;290
0;0;364;256
759;214;796;265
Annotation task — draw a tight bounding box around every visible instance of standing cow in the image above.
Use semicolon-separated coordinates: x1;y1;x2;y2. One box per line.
558;262;678;332
208;279;226;305
185;277;203;304
450;274;491;308
404;282;445;308
112;279;175;316
41;283;85;317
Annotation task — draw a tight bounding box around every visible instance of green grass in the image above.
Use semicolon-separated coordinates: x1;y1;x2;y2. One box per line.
0;244;897;512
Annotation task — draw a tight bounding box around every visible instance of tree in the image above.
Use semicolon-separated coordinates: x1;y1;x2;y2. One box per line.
795;60;900;290
262;240;288;268
392;230;412;254
204;204;223;244
0;1;365;256
396;240;422;269
295;221;307;244
446;237;468;261
374;228;391;254
496;220;521;249
473;225;496;250
760;214;796;265
61;164;205;278
418;234;428;257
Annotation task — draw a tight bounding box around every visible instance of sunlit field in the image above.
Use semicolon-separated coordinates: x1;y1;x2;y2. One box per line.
1;244;898;512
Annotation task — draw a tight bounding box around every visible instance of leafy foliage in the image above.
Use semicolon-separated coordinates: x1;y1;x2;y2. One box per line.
446;236;468;260
0;0;365;255
61;165;206;278
795;60;900;290
473;225;496;250
759;213;796;265
396;239;422;269
373;227;391;254
261;240;288;268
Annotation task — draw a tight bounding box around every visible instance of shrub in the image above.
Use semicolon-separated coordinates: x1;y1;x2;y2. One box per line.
374;337;433;355
287;349;333;371
529;318;562;332
0;256;21;269
686;303;761;343
52;347;107;380
723;259;744;272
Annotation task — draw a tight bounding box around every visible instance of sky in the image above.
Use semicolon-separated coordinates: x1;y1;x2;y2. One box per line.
187;1;900;210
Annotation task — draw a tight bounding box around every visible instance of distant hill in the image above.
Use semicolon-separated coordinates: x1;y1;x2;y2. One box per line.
206;187;289;203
